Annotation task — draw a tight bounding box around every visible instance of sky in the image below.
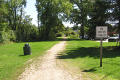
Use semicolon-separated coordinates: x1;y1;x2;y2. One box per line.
24;0;38;26
24;0;74;27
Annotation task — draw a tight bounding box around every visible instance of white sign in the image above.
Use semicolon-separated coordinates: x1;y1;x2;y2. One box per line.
96;26;108;38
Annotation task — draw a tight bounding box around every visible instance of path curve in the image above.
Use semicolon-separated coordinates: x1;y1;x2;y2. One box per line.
18;41;79;80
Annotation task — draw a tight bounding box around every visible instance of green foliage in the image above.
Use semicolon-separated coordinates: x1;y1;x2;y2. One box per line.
0;31;9;42
70;0;94;39
0;23;8;31
69;34;79;39
0;0;39;43
0;30;16;43
16;24;39;42
36;0;72;40
87;0;110;39
9;30;16;41
68;31;79;39
64;27;79;39
48;30;56;40
56;32;64;37
0;23;16;42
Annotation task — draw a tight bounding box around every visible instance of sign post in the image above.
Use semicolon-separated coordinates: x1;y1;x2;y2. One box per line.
96;26;107;67
100;38;103;67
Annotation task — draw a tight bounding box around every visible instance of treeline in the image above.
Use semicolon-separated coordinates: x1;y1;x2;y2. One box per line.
1;0;120;42
0;0;39;43
36;0;120;40
69;0;120;39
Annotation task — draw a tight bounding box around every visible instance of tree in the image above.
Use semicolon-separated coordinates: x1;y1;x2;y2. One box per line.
7;0;26;30
110;0;120;46
0;0;39;42
36;0;72;40
70;0;94;39
86;0;110;39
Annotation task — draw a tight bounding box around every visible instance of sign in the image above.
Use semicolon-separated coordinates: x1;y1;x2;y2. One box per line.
96;26;108;67
96;26;108;38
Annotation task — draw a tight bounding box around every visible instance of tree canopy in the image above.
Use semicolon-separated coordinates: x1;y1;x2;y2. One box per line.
0;0;120;42
36;0;72;40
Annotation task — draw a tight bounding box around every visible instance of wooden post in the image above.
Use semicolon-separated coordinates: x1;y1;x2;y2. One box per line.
100;38;103;67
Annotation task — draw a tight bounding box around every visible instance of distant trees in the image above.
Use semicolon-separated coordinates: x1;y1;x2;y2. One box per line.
1;0;120;42
69;0;120;39
0;0;39;42
69;0;94;39
87;0;110;39
111;0;120;35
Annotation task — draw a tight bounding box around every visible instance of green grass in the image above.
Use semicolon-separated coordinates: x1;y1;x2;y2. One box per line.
58;40;120;80
0;41;58;80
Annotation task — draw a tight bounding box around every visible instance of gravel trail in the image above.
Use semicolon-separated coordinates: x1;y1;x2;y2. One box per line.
18;41;81;80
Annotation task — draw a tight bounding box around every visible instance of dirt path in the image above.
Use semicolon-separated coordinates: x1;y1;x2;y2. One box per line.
18;41;80;80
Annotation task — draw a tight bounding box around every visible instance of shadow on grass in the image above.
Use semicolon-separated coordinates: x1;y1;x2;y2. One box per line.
19;54;30;56
82;67;97;72
16;38;83;43
57;45;120;80
57;46;120;59
56;38;84;41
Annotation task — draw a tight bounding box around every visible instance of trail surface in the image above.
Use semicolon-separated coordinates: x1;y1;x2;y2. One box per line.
18;41;80;80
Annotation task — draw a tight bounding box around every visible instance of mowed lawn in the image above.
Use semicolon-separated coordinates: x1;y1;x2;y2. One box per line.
0;41;58;80
58;40;120;80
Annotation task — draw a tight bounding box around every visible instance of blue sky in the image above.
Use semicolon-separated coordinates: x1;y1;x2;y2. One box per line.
24;0;37;26
24;0;74;27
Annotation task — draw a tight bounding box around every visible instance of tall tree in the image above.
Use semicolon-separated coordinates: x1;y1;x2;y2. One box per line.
87;0;110;39
36;0;72;40
0;0;39;42
7;0;26;30
70;0;94;39
110;0;120;46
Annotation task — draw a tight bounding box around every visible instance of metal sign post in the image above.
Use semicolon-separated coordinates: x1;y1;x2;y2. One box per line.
100;38;103;67
96;26;107;67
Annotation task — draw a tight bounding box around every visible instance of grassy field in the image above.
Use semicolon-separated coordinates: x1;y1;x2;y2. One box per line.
0;41;58;80
58;40;120;80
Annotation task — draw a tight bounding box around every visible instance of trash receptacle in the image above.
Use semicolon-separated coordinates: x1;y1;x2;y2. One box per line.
23;43;31;55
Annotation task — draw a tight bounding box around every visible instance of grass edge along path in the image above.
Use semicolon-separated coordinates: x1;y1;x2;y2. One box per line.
0;41;59;80
57;40;119;80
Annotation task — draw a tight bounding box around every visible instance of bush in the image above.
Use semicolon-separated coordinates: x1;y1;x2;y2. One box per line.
69;32;79;39
0;23;7;31
0;23;16;43
0;31;9;42
48;30;56;40
0;30;16;43
9;30;16;41
56;32;64;37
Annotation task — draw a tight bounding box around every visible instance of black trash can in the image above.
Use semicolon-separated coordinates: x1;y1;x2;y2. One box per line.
23;43;31;55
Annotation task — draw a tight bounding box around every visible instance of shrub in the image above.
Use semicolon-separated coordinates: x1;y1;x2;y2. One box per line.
48;30;56;40
0;31;9;42
56;32;64;37
69;32;79;39
0;30;16;43
9;30;16;41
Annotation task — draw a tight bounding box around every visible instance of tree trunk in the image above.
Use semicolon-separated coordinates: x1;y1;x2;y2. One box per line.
116;0;120;47
80;23;84;39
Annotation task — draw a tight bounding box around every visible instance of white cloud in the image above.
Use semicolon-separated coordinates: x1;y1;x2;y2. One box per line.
24;0;37;26
63;22;74;27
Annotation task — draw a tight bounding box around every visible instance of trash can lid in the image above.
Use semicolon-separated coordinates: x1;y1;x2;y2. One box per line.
25;43;29;46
